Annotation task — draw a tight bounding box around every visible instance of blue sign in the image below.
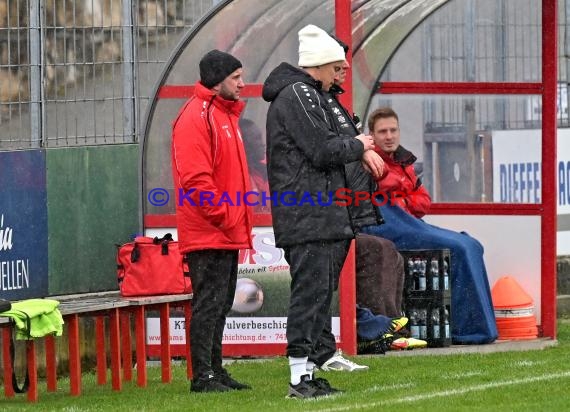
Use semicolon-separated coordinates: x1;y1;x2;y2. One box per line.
0;150;48;299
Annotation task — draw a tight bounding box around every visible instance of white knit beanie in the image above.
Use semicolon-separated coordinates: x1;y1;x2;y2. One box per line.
298;24;346;67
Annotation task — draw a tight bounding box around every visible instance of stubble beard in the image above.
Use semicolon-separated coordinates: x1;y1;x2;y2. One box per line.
219;84;239;101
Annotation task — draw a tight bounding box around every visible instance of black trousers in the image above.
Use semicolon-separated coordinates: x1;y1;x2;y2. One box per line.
284;240;350;360
311;317;337;366
186;249;238;379
355;233;404;318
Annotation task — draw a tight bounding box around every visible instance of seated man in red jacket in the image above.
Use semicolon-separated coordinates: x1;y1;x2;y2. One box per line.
368;109;431;218
362;107;498;345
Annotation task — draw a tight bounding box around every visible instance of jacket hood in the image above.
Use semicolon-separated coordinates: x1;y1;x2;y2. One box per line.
262;62;322;102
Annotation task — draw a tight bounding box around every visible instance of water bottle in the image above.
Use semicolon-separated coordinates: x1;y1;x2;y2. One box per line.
444;307;450;338
431;258;439;290
418;259;427;291
418;309;427;339
413;257;421;290
409;309;420;338
432;308;440;339
407;258;415;291
443;259;450;290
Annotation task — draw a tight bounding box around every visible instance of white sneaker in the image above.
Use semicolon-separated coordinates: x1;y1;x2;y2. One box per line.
319;350;369;372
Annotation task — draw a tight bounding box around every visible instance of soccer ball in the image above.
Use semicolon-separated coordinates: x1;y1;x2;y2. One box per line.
232;278;264;314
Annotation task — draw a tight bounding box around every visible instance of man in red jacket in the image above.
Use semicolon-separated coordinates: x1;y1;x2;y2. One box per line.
171;49;253;393
364;107;498;345
367;107;431;217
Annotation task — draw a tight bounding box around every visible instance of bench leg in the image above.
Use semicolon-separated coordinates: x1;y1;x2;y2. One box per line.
159;303;172;383
67;314;81;396
120;310;132;382
45;335;57;392
109;308;122;391
2;328;15;398
95;316;107;385
184;301;192;380
134;306;147;387
26;340;38;402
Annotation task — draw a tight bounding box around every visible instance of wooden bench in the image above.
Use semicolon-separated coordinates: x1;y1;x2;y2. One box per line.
0;291;192;402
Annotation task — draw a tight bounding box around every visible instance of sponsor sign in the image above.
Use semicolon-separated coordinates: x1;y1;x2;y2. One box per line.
145;227;340;349
492;128;570;255
492;129;570;215
146;316;341;346
0;150;48;299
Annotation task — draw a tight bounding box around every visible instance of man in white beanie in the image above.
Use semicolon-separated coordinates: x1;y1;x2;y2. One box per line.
262;24;383;398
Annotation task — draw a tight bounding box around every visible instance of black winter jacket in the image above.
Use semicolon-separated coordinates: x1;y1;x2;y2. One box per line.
323;85;384;231
262;63;363;247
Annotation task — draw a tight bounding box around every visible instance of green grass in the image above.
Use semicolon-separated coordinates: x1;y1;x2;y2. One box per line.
3;319;570;411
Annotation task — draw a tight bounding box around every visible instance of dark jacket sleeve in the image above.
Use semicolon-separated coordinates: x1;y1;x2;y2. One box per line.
282;83;364;169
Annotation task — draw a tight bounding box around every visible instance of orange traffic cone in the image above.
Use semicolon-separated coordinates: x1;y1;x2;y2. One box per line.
491;276;538;340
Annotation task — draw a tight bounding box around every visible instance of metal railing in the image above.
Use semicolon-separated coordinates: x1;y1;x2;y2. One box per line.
0;0;213;150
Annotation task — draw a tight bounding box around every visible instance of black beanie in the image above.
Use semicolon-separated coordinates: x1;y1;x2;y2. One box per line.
199;49;242;88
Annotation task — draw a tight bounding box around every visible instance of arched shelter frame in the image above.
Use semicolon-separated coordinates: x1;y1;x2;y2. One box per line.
141;0;558;354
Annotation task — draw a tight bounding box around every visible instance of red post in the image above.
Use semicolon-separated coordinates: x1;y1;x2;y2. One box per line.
541;0;558;339
26;340;38;402
159;303;172;383
184;301;192;379
109;308;122;391
134;306;147;387
95;316;107;385
45;335;57;392
335;0;353;112
2;328;15;398
120;311;132;382
67;314;81;396
338;239;357;355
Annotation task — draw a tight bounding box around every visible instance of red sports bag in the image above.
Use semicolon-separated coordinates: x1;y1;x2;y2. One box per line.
116;233;192;296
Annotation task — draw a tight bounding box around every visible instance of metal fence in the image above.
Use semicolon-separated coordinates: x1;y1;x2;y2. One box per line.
1;0;568;150
424;0;549;131
379;0;567;131
0;0;214;149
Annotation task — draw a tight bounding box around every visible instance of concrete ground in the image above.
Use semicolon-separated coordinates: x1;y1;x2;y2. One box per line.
382;317;570;358
381;337;557;358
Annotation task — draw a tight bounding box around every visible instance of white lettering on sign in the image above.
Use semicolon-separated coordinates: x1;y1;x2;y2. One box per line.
0;214;30;291
0;214;14;252
0;259;29;290
238;231;287;267
252;232;283;265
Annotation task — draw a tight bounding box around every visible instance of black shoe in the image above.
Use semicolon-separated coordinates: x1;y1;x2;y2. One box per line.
357;335;392;354
312;376;342;394
191;374;232;393
216;372;252;390
287;375;329;398
394;327;412;339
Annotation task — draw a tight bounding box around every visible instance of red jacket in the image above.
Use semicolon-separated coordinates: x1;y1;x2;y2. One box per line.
171;82;253;253
375;145;431;218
